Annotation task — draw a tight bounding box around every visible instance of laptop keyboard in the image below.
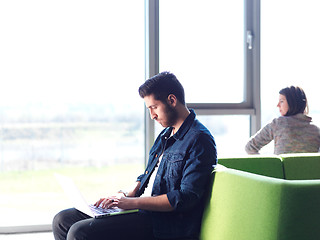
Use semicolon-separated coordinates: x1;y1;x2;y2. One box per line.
89;204;121;214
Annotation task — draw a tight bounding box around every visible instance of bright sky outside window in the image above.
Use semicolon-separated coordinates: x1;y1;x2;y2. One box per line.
159;0;244;103
0;0;144;227
261;0;320;126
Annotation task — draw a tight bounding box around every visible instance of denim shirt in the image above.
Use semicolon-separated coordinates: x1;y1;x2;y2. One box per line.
136;109;217;239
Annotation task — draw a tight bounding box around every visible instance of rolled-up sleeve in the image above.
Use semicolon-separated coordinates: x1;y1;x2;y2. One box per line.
136;174;144;182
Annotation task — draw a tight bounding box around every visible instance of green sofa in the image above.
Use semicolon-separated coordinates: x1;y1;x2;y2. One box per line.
281;153;320;180
200;153;320;240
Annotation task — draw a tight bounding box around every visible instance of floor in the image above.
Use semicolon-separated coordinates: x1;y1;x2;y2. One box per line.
0;232;53;240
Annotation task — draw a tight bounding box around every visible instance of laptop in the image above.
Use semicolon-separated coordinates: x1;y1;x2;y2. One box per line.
54;173;139;218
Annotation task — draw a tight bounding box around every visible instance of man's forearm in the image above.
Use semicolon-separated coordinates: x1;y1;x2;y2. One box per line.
118;194;174;212
136;194;174;212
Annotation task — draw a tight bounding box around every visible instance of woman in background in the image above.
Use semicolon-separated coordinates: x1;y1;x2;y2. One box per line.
245;86;320;155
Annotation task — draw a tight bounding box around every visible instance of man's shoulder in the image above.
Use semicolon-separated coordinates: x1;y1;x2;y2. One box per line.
185;120;215;147
191;119;213;135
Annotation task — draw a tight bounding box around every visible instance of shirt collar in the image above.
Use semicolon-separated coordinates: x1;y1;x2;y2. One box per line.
160;109;196;141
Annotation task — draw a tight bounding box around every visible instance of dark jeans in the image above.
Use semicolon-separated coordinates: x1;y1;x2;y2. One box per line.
52;208;155;240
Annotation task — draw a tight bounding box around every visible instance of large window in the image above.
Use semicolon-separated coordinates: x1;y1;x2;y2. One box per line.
6;0;320;234
146;0;258;156
0;0;144;230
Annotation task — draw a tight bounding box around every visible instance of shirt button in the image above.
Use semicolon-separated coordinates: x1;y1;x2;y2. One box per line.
145;170;148;174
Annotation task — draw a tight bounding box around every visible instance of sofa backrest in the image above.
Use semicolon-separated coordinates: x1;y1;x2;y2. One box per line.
200;166;320;240
200;166;283;240
281;153;320;180
218;155;284;179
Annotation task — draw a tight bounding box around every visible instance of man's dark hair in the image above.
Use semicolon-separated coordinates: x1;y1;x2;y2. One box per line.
139;71;185;105
279;86;308;116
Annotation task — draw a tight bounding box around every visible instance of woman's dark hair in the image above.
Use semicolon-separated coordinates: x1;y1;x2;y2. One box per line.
138;71;185;105
279;86;308;116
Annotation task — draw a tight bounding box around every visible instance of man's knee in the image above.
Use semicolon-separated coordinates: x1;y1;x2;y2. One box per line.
53;210;66;232
52;210;70;240
53;208;88;240
66;220;90;240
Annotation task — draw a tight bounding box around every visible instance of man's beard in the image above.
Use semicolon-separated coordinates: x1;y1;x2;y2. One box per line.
163;103;178;127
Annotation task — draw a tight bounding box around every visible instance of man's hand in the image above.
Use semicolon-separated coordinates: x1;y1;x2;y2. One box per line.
115;196;138;210
93;191;124;209
93;181;141;209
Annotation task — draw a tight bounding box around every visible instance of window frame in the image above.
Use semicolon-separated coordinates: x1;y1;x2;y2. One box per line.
144;0;261;163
